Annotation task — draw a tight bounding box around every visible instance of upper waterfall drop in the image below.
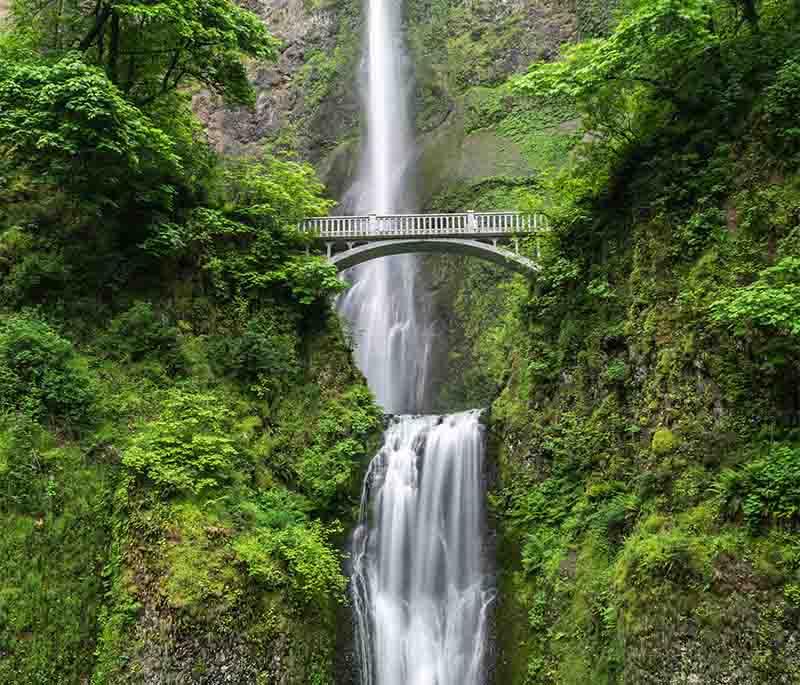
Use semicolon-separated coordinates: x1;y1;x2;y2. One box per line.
363;0;413;215
337;0;436;414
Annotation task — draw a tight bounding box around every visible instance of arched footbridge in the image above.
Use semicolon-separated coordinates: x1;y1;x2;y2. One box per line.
301;211;548;275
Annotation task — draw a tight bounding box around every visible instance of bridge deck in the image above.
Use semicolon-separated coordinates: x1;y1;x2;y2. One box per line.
301;211;548;241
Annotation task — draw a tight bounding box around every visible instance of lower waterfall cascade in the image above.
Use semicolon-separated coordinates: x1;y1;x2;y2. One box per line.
350;412;493;685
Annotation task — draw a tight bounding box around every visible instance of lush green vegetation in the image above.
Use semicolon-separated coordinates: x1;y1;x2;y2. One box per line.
445;0;800;681
0;1;381;683
5;0;800;681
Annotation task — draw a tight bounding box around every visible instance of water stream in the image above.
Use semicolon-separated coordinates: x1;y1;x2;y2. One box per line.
339;1;493;683
350;413;493;685
337;0;434;415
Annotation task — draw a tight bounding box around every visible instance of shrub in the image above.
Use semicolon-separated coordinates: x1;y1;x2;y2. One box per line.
651;428;679;456
293;386;383;508
107;302;185;372
615;521;712;588
238;487;312;530
0;228;70;307
603;359;629;384
711;257;800;337
234;521;347;608
762;58;800;156
0;55;179;193
521;526;562;576
122;390;242;495
0;416;55;513
234;484;347;610
0;314;94;426
715;446;800;528
216;311;301;399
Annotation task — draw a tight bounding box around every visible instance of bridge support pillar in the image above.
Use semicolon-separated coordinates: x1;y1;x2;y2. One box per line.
326;242;334;259
514;238;520;254
347;242;355;250
491;239;498;248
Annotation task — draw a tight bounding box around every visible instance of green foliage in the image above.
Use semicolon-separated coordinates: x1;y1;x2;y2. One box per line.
293;386;383;508
0;2;375;682
483;0;800;682
107;301;185;372
676;207;727;257
122;390;243;495
241;487;312;530
0;314;94;427
11;0;277;106
0;415;92;517
85;313;378;684
615;518;712;587
494;98;581;171
0;0;339;326
0;2;322;321
160;502;243;610
712;257;800;336
0;53;179;193
235;520;347;608
651;428;679;456
521;525;562;576
221;153;335;226
515;0;717;144
216;310;301;399
299;46;354;113
0;228;70;307
0;418;110;685
716;446;800;527
146;152;343;307
603;359;629;384
761;57;800;157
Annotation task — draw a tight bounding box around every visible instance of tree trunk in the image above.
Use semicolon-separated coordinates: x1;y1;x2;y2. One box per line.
79;2;112;53
108;12;120;84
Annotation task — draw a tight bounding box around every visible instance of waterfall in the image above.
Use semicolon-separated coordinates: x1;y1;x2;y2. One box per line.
339;1;493;684
351;413;493;685
337;0;435;414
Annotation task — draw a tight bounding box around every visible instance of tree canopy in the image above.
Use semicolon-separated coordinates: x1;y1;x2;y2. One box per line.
10;0;278;106
0;54;179;190
513;0;800;150
0;0;341;312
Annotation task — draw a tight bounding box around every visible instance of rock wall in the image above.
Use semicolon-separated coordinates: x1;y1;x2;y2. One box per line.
196;0;609;205
193;0;363;199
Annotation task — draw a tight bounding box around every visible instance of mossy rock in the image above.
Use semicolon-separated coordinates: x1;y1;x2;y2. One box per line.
652;428;680;456
416;100;535;207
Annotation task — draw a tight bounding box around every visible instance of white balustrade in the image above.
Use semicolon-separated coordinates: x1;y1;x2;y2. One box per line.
300;211;548;239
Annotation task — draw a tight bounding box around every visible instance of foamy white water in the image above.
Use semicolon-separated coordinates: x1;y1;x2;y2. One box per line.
351;413;493;685
337;0;435;414
339;1;493;683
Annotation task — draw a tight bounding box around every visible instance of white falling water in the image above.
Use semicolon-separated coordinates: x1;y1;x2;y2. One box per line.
351;413;493;685
338;0;493;683
337;0;435;414
360;0;412;214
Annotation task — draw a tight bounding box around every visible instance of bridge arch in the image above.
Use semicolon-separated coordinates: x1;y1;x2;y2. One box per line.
330;238;539;275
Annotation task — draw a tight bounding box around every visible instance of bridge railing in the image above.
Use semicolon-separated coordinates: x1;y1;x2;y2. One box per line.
301;211;548;239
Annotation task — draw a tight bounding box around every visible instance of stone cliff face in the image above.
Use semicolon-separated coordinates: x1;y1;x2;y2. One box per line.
193;0;363;199
407;0;582;207
196;0;602;206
